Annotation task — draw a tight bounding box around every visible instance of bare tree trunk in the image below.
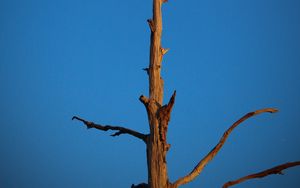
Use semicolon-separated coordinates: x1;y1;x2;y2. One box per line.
145;0;169;188
143;90;175;188
141;0;172;188
72;1;300;188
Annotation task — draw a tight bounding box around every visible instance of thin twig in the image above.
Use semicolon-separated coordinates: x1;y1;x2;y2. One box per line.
72;116;148;143
223;161;300;188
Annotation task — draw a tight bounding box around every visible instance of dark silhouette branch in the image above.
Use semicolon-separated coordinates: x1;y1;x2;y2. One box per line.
223;161;300;188
72;116;148;143
131;183;148;188
142;68;150;75
172;108;278;187
147;19;155;32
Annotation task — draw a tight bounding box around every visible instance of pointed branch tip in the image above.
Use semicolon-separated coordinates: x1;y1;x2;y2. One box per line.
161;47;170;55
72;116;87;124
72;116;78;121
254;108;278;115
169;90;176;104
142;68;149;75
147;19;155;32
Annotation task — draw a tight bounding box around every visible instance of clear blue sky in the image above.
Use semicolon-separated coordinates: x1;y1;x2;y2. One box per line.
1;0;300;187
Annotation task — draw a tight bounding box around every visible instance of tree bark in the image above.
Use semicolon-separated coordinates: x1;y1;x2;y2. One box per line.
142;0;173;188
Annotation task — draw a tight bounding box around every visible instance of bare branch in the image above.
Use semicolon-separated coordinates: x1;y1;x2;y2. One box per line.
139;95;150;106
142;68;150;75
131;183;148;188
161;47;169;55
147;19;155;32
72;116;148;143
168;90;176;108
172;108;278;187
223;161;300;188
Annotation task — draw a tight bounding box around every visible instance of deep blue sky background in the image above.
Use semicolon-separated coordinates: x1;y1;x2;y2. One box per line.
1;0;300;187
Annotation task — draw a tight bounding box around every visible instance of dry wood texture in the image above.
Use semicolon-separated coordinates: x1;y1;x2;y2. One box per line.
141;0;174;187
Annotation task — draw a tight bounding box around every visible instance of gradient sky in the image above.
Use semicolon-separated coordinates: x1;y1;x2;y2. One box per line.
1;0;300;187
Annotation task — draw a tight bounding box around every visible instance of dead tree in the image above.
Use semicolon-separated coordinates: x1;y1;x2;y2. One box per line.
72;0;299;187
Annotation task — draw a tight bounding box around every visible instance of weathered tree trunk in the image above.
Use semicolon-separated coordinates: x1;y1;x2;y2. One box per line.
143;0;172;188
73;1;300;187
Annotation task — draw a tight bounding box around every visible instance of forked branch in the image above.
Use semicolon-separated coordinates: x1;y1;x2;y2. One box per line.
172;108;278;187
72;116;148;143
223;161;300;188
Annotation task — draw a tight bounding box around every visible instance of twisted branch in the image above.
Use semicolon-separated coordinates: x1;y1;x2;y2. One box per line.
172;108;278;187
72;116;148;143
223;161;300;188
